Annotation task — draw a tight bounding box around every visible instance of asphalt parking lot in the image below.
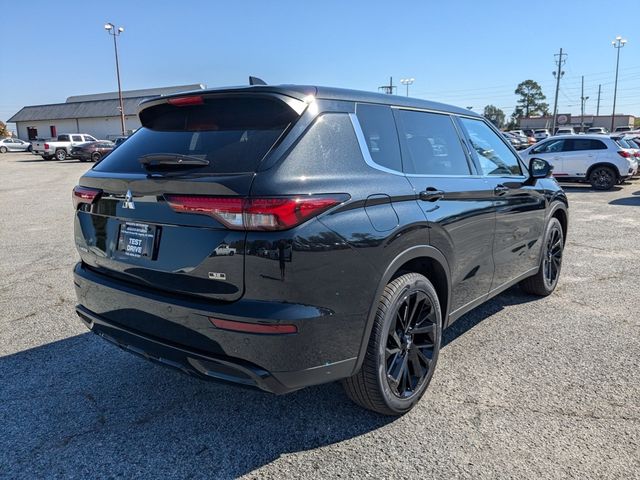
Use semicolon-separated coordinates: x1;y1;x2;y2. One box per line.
1;151;639;479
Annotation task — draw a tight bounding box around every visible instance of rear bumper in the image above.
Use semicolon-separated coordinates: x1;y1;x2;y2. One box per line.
73;262;358;393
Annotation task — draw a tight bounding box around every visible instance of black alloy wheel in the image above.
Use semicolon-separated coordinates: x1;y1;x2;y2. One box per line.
589;166;615;190
520;217;564;296
543;224;563;291
385;289;438;399
342;273;442;415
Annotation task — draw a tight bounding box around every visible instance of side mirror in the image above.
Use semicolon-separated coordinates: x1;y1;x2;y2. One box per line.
529;157;553;179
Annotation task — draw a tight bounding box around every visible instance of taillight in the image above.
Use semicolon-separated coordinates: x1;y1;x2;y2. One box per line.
167;95;204;107
617;150;631;158
164;195;347;231
44;143;49;149
72;185;102;209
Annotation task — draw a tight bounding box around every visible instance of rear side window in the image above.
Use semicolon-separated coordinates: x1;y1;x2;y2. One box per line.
94;96;299;174
566;139;607;151
355;104;402;172
58;134;70;141
394;109;470;175
459;117;523;176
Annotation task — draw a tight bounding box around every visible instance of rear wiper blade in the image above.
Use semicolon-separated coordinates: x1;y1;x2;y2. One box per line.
139;153;209;168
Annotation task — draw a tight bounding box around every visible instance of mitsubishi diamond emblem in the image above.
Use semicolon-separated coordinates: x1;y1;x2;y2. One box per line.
123;190;135;209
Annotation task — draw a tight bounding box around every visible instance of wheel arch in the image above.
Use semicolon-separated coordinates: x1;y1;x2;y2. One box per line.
548;200;568;244
351;245;451;375
585;162;621;179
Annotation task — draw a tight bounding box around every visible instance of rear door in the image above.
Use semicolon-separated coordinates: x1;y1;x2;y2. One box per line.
457;117;547;291
74;94;302;302
394;108;497;314
561;138;606;178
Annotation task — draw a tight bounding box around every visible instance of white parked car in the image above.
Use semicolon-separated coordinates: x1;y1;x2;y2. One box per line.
533;129;551;140
213;243;236;256
32;133;98;160
0;137;32;153
555;127;576;135
520;134;637;190
587;127;608;134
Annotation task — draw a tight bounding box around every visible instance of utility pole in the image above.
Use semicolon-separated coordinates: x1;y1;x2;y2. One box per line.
611;36;628;131
580;76;589;132
596;84;601;116
378;76;397;95
551;47;566;134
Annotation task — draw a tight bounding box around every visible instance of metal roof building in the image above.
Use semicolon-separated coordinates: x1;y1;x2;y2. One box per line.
8;84;205;141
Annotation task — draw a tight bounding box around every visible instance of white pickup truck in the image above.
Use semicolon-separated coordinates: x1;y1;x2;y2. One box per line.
32;133;98;160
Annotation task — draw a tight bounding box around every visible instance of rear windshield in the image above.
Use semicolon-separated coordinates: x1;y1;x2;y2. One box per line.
94;96;299;174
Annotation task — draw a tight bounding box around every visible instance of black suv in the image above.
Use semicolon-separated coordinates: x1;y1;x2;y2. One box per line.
73;85;568;415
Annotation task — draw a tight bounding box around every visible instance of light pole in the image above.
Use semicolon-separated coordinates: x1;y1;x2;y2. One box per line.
400;78;414;97
105;22;126;136
610;36;627;132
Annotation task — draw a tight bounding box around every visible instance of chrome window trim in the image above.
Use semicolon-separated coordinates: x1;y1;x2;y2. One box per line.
349;113;404;176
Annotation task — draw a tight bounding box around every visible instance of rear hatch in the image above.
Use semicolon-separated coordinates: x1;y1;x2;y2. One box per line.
74;93;304;301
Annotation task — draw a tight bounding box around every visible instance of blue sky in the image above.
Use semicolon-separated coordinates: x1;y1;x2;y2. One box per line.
2;0;639;128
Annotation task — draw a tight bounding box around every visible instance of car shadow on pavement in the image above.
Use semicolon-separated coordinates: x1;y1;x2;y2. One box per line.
0;286;536;478
443;285;537;347
561;185;623;193
609;197;640;206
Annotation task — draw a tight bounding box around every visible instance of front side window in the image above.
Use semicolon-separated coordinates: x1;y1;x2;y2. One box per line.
355;104;402;171
459;118;523;176
395;109;470;175
532;139;564;154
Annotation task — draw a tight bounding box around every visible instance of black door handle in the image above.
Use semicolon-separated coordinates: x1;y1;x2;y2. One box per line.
494;184;509;195
419;187;445;202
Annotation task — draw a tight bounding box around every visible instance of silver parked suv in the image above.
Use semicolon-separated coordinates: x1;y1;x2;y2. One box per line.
520;135;638;190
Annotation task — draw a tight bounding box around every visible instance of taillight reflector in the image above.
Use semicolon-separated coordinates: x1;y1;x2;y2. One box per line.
617;150;631;158
164;195;346;231
44;143;49;149
209;317;297;335
72;185;102;209
167;95;204;107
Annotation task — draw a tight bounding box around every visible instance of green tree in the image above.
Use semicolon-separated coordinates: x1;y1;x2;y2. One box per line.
483;105;505;128
0;121;9;138
512;80;549;119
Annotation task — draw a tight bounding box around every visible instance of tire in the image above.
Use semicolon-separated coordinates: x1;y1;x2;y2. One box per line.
27;145;33;152
589;166;616;190
0;146;7;154
54;149;67;161
91;152;101;162
342;272;442;415
520;217;564;296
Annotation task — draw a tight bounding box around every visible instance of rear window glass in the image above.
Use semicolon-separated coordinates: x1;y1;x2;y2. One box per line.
94;96;299;174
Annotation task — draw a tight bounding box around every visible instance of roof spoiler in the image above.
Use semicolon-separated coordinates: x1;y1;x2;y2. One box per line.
249;76;267;86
